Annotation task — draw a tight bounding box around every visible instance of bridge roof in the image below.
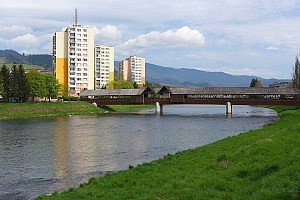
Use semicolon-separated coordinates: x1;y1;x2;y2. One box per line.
80;87;155;97
167;87;300;95
80;86;300;97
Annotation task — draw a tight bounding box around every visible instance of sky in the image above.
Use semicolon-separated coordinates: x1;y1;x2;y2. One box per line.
0;0;300;79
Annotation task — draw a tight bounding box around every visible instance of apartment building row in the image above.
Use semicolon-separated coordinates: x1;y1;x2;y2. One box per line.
53;22;145;96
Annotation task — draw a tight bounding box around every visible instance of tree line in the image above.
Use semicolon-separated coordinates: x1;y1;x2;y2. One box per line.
0;64;60;103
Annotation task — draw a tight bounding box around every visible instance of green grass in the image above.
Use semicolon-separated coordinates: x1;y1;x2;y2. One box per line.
109;105;155;112
0;102;154;120
36;106;300;200
0;102;104;120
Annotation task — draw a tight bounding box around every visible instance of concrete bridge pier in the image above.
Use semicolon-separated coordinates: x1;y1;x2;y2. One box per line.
155;102;163;114
226;102;232;115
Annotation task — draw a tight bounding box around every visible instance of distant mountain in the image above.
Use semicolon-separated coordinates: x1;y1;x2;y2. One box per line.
114;61;287;87
1;50;287;87
0;49;52;67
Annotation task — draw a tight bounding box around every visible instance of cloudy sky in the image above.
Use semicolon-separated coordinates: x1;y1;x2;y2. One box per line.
1;0;300;78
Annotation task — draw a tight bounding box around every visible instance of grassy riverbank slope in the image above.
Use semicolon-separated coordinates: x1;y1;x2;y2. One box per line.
37;106;300;200
0;102;154;120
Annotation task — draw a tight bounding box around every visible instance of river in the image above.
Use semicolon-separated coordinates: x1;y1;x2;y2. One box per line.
0;105;277;200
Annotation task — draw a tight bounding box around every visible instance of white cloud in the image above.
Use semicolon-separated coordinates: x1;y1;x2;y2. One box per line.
0;0;299;78
266;46;280;51
119;26;205;51
9;33;48;47
0;25;32;36
10;34;39;46
95;25;122;41
201;67;281;78
202;17;300;49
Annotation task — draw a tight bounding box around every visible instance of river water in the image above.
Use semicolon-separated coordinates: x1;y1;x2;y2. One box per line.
0;105;277;200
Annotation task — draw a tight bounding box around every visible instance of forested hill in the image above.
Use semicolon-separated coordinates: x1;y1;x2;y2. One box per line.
114;62;287;87
146;63;288;87
0;49;52;67
0;49;287;87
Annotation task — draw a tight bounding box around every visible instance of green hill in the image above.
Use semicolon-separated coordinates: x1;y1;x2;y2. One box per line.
114;61;288;87
0;49;52;69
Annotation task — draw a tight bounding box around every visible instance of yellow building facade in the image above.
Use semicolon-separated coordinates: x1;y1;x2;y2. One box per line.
53;24;95;96
53;32;68;89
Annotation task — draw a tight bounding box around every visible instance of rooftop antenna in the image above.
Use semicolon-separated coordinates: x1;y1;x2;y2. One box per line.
74;9;78;26
130;49;136;57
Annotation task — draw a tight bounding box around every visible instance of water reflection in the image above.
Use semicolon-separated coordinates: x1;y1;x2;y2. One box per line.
53;117;70;180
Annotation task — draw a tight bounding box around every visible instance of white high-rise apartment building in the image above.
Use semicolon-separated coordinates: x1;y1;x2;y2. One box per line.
119;56;145;85
95;45;115;89
53;10;95;96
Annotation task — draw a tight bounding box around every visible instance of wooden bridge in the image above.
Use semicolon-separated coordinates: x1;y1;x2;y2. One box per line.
79;86;300;114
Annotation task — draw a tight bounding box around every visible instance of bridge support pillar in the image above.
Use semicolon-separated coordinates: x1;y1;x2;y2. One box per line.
155;102;163;114
226;102;232;115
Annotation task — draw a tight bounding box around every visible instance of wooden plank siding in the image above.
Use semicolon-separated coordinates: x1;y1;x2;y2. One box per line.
80;86;300;106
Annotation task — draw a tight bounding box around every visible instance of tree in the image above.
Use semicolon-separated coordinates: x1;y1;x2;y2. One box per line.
44;74;60;102
26;69;46;101
250;78;263;87
60;84;69;97
132;82;140;89
17;64;29;102
292;55;300;89
0;70;3;99
145;81;161;88
10;64;19;102
108;80;134;89
0;65;11;102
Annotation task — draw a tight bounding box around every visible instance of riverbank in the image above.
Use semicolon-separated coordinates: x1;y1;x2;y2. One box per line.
36;106;300;200
0;102;154;120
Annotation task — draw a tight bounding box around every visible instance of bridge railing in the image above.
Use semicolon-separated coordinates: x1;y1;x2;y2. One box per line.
186;94;298;100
